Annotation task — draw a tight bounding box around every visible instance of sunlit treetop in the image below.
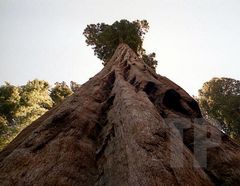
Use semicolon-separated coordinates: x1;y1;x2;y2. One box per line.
83;19;157;70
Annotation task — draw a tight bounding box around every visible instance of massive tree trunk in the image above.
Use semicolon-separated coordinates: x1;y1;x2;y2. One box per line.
0;44;240;186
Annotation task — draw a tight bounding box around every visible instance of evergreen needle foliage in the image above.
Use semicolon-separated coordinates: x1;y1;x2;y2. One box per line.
83;19;158;70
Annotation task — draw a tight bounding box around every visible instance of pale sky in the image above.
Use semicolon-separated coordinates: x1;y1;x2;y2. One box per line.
0;0;239;96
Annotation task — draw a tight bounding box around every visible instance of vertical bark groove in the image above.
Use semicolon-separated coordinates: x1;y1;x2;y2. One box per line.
0;44;240;186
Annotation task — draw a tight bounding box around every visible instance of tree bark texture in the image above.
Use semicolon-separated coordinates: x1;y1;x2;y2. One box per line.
0;44;240;186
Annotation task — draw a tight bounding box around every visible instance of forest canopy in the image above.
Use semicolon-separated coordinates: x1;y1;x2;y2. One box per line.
0;80;80;150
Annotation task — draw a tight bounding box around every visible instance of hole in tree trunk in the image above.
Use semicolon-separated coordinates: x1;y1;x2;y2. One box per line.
143;82;158;95
163;89;190;116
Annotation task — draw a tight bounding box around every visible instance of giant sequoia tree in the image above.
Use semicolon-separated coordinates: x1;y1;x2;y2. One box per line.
0;44;239;185
83;19;157;70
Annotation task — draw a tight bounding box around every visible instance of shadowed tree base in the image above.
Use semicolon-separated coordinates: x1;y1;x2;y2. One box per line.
0;44;240;186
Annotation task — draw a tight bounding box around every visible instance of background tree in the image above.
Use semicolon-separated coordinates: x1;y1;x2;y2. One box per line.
70;81;81;93
0;79;80;150
0;82;21;125
17;79;53;125
198;77;240;140
50;82;73;105
0;80;54;150
0;83;21;149
83;19;158;70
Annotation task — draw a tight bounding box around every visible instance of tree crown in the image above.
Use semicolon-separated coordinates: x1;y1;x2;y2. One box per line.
83;19;157;70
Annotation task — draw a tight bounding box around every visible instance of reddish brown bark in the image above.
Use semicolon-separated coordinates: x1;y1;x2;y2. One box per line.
0;44;240;185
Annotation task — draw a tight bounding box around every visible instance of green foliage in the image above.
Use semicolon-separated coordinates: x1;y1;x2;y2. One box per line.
0;82;21;125
50;82;73;105
17;79;53;125
0;80;55;150
83;19;158;70
0;79;80;150
142;52;158;71
70;81;81;93
0;79;79;150
198;77;240;140
0;115;8;135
